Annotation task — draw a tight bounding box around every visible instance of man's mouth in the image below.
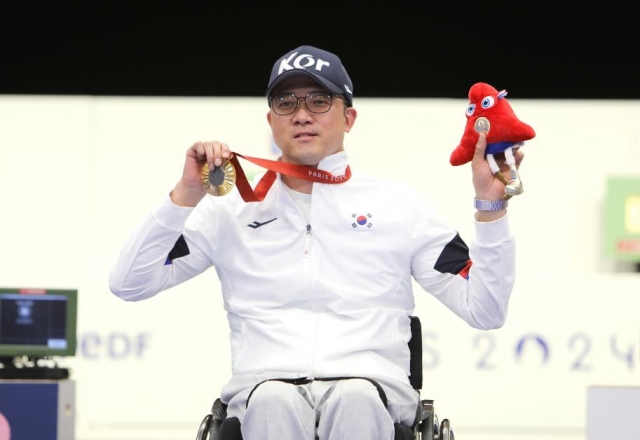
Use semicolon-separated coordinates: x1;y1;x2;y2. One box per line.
295;132;316;139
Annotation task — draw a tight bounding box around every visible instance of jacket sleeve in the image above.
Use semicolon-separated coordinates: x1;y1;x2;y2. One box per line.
108;194;214;301
410;202;515;330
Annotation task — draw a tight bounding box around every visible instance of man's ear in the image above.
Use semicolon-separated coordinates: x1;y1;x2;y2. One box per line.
344;107;357;133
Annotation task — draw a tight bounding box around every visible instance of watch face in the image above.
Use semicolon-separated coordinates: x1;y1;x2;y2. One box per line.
201;160;236;196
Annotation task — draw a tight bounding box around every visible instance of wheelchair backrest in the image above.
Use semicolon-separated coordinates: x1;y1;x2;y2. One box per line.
408;316;423;391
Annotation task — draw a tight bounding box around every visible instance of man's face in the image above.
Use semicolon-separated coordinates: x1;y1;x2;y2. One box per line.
267;75;356;166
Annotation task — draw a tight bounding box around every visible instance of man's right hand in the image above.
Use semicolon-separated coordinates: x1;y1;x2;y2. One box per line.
170;141;232;207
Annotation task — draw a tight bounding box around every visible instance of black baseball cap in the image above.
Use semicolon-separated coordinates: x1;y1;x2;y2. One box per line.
266;45;354;106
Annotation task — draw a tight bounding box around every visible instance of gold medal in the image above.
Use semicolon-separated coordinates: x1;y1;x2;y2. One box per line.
201;160;236;196
474;116;490;134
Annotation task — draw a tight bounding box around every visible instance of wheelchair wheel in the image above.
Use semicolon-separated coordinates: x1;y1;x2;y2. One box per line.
439;418;453;440
195;413;223;440
196;414;212;440
432;413;440;438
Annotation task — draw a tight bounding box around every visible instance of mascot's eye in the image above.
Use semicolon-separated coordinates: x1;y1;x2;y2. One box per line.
481;96;495;109
465;103;476;116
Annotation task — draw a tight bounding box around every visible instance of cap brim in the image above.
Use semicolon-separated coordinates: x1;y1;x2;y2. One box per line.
266;70;343;100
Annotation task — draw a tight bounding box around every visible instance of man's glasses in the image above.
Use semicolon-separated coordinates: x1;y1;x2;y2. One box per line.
269;92;345;116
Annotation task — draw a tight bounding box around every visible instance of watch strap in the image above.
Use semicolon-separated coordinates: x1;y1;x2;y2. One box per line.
474;198;508;211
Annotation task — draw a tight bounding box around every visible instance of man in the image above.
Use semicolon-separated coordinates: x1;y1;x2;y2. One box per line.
109;45;521;440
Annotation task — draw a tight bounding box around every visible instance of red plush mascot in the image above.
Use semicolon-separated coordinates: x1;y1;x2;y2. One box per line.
450;82;535;197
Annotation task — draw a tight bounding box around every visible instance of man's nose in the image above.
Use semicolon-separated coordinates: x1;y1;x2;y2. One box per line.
293;98;313;117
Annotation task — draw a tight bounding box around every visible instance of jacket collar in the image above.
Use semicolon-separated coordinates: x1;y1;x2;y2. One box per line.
316;150;350;175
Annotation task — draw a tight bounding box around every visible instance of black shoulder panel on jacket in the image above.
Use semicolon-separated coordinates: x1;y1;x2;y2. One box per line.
164;234;190;265
434;232;470;275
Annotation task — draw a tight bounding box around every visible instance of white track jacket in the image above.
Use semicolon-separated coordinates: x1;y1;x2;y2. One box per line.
109;151;515;397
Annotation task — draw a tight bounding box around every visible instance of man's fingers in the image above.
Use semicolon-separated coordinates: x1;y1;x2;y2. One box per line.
194;141;231;169
514;148;525;166
472;132;487;164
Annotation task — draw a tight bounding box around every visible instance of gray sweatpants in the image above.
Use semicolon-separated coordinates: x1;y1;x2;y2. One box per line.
224;376;420;440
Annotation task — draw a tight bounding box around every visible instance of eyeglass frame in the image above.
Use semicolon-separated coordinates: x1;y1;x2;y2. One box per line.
268;92;347;116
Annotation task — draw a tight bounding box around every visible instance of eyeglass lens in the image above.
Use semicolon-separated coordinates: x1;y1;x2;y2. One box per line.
271;93;334;115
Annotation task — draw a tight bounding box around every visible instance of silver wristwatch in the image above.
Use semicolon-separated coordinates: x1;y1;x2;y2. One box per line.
474;198;508;211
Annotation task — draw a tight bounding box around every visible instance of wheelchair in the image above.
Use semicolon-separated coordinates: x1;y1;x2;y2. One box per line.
195;316;454;440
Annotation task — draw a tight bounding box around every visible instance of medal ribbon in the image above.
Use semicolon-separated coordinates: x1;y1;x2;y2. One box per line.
229;152;352;202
